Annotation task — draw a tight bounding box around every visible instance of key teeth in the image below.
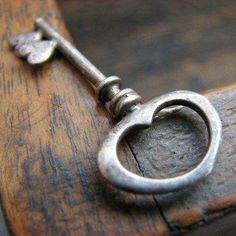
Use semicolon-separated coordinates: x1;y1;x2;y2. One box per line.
14;43;31;57
8;31;42;47
26;40;57;65
9;30;57;65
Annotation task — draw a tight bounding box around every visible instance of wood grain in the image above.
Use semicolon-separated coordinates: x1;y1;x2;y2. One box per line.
0;0;236;235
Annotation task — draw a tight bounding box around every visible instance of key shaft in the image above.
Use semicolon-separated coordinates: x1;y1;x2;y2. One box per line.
35;17;106;88
10;17;142;118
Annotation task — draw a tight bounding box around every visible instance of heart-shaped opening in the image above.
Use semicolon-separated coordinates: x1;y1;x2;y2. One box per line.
118;106;208;179
98;91;221;194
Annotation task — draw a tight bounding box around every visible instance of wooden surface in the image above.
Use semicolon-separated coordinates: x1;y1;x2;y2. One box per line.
127;84;236;233
0;0;236;236
57;0;236;101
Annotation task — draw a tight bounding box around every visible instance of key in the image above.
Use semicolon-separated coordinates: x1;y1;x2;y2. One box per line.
9;17;222;194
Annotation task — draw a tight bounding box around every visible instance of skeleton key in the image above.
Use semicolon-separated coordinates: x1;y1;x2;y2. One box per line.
9;17;222;194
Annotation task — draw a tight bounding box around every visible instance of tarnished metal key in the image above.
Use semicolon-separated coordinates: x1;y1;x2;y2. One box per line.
9;17;222;194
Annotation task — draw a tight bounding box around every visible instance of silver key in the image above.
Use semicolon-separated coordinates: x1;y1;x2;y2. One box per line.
9;17;222;194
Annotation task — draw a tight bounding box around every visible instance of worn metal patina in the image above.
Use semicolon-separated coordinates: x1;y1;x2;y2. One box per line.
9;18;222;194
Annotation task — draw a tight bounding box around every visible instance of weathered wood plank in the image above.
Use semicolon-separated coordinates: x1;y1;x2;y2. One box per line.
0;0;167;235
127;85;236;234
1;0;236;235
188;211;236;235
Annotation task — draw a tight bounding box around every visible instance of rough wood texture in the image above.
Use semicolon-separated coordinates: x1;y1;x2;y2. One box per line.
57;0;236;101
0;0;236;235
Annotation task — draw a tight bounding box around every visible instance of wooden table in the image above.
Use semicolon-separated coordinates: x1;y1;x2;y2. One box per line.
0;0;235;235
